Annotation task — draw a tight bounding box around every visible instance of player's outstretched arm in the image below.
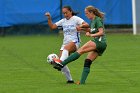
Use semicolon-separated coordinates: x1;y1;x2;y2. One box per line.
45;12;57;30
76;22;90;32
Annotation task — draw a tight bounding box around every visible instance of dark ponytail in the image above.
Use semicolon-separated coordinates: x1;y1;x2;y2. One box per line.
63;6;79;16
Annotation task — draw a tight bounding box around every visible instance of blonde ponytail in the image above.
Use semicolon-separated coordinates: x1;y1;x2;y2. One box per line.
85;5;104;19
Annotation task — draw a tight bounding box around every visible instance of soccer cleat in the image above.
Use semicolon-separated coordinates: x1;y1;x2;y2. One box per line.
67;80;74;84
52;58;64;71
75;81;80;85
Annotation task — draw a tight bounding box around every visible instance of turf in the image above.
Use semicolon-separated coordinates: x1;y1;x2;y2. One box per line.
0;33;140;93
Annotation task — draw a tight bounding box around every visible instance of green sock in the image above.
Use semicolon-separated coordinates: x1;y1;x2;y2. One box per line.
80;67;90;84
62;52;80;66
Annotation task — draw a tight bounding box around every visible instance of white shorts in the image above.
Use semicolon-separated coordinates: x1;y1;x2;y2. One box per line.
60;41;80;51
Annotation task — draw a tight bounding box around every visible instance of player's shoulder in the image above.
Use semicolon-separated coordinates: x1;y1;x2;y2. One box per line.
96;16;101;20
72;16;84;22
72;16;82;19
95;16;102;21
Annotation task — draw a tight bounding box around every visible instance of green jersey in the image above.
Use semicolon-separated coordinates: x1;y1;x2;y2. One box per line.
90;16;107;56
90;16;106;42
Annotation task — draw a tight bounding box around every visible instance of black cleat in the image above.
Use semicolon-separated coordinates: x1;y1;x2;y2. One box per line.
52;58;64;71
67;80;74;84
53;64;63;71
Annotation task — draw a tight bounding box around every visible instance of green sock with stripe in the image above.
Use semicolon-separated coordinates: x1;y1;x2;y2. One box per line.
80;67;90;84
80;59;92;84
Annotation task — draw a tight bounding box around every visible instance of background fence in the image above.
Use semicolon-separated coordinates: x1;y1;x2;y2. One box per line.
0;0;133;35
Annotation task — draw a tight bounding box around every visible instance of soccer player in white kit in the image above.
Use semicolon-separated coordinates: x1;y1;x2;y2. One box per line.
45;6;89;83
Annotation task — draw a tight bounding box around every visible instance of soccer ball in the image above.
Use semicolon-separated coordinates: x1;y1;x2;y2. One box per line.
47;53;59;64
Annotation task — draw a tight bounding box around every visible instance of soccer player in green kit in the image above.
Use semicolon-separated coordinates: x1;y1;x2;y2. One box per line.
53;5;107;84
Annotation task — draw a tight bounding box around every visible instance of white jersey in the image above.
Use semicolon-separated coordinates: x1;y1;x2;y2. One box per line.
55;16;84;45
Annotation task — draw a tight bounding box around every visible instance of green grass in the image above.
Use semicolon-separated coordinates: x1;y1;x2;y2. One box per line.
0;33;140;93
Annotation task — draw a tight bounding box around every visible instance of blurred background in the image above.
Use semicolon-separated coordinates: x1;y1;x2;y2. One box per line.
0;0;137;36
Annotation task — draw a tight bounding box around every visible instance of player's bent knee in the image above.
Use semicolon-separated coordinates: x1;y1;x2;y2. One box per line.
77;49;85;55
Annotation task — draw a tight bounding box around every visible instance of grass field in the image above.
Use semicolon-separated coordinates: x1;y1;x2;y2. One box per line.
0;33;140;93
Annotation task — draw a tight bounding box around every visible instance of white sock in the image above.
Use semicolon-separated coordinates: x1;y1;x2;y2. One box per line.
60;49;68;61
61;65;73;81
60;49;73;81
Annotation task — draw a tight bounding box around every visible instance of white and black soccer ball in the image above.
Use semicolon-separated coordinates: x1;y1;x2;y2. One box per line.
47;53;59;64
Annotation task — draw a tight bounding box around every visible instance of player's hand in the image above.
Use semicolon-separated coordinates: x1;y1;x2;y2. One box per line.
45;12;51;19
81;28;90;32
76;25;88;31
85;32;91;37
76;26;82;31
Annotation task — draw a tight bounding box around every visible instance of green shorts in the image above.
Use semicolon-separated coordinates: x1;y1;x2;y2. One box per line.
91;39;107;56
